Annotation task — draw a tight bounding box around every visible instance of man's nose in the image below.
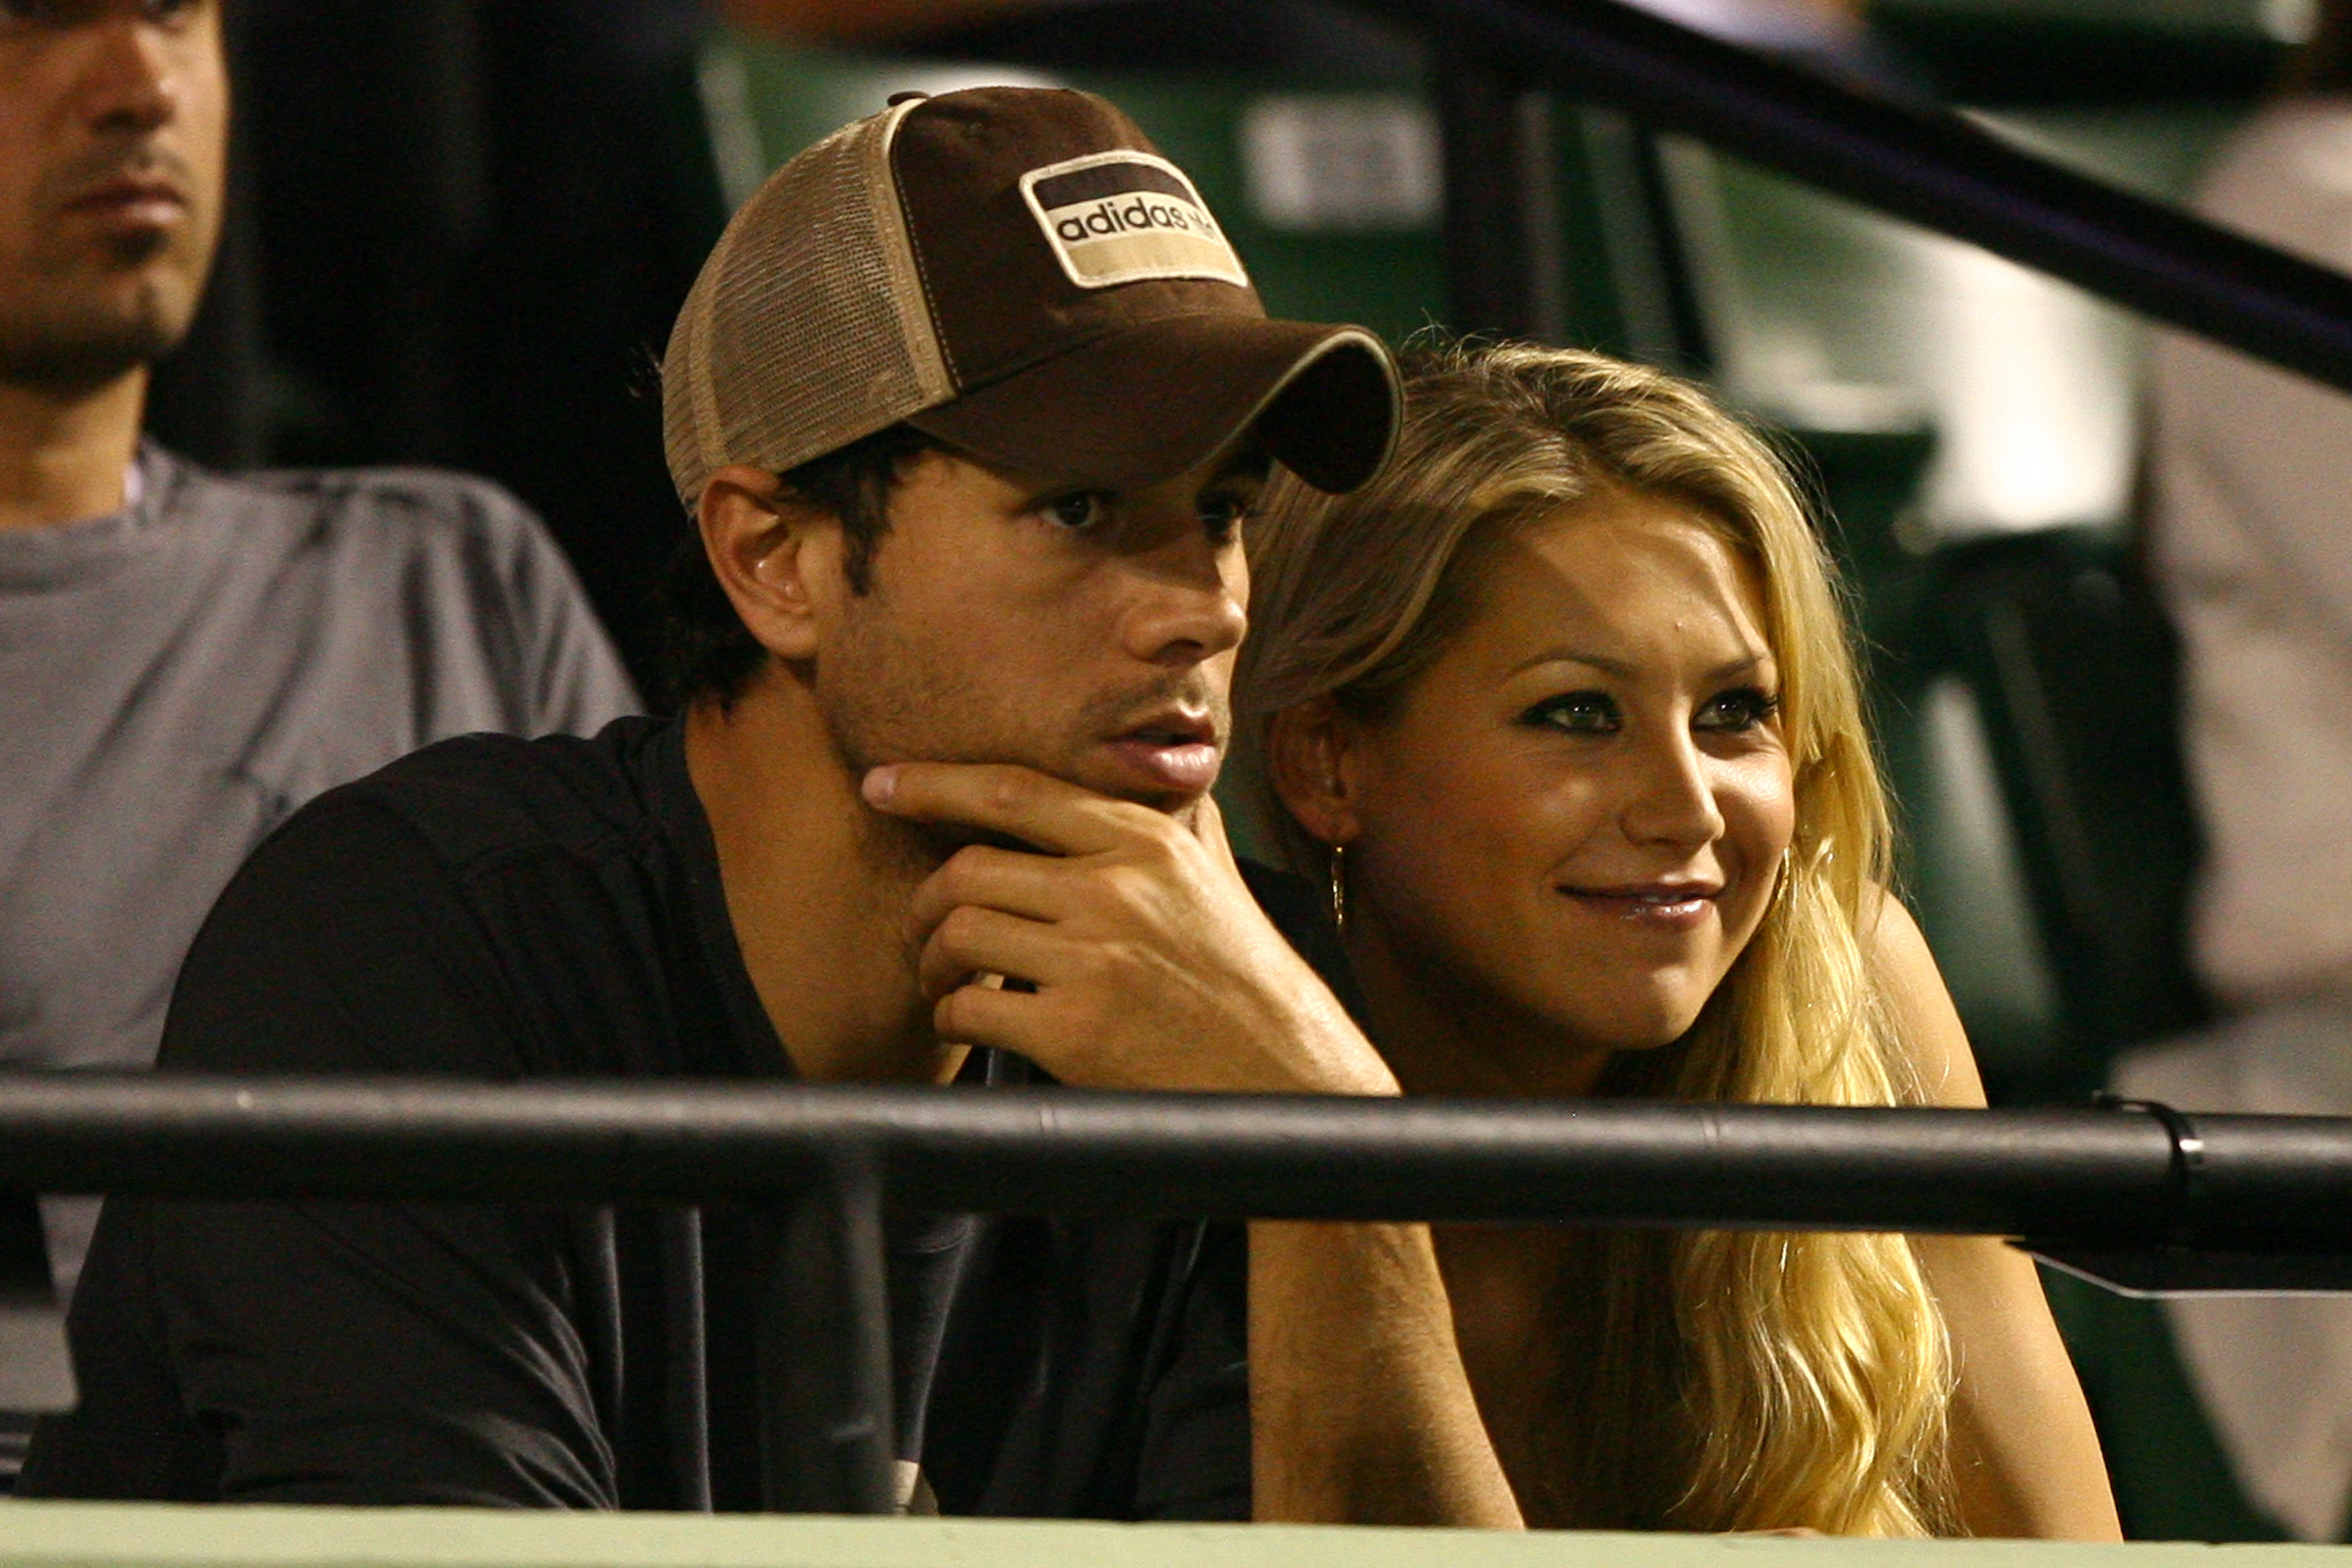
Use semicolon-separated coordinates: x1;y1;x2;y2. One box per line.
1126;536;1248;669
81;18;180;136
1620;729;1728;848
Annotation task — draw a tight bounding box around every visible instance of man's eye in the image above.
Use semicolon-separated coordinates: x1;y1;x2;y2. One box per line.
1042;492;1110;532
1198;491;1254;542
1522;691;1620;735
1694;687;1781;733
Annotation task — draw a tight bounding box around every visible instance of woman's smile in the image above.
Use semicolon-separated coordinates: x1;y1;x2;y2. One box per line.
1556;878;1722;930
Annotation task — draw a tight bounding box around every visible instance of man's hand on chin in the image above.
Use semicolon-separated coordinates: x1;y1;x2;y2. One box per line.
860;759;1395;1097
864;758;1523;1528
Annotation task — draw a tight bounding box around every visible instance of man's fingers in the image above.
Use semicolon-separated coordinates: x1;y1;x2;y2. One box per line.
931;978;1044;1055
905;843;1076;942
918;904;1059;1001
863;762;1153;857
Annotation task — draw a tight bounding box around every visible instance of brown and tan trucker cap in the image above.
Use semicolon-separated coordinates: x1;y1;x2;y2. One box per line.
662;86;1400;510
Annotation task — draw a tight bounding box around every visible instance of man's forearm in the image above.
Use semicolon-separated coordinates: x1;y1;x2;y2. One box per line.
1248;1220;1522;1526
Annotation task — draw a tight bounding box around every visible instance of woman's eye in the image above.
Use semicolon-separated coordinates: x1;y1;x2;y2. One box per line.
1523;691;1620;735
1042;492;1110;532
1695;687;1781;733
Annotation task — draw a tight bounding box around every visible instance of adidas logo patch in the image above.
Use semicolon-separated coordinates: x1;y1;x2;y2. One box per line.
1020;150;1248;291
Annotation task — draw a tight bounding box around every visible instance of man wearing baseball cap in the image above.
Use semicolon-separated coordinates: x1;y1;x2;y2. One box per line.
25;88;1517;1524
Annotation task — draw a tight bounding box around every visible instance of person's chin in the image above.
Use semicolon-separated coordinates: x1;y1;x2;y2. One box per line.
1577;973;1716;1054
891;745;1208;827
1581;1012;1700;1059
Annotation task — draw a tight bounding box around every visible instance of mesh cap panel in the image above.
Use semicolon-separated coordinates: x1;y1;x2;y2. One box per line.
663;100;954;511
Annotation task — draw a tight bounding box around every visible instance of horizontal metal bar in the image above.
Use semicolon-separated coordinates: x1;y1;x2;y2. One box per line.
2;1074;2349;1250
1379;0;2352;394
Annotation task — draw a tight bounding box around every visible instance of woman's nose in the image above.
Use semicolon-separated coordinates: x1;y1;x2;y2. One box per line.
1620;730;1727;848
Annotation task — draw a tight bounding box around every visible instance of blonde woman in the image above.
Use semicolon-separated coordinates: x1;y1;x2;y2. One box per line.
1232;340;2120;1536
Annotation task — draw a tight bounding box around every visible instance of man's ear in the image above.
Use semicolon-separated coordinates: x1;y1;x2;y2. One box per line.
1265;695;1364;849
697;464;846;663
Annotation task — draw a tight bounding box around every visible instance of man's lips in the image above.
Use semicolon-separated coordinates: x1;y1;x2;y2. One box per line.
62;174;188;228
1104;712;1222;794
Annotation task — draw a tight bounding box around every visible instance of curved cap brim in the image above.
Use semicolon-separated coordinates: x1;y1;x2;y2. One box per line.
908;316;1400;494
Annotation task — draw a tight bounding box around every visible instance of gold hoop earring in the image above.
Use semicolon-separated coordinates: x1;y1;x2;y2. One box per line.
1329;843;1348;934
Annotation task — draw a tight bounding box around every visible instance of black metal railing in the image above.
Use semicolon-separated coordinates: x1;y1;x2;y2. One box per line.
1396;0;2352;392
8;1075;2352;1512
0;1075;2336;1236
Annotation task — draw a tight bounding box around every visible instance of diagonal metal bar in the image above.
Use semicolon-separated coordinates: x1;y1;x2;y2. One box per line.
1369;0;2352;393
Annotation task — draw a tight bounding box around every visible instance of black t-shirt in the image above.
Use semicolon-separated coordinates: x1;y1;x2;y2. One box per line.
20;718;1336;1516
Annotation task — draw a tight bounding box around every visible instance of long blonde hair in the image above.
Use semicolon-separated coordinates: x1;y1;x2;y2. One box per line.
1233;340;1955;1535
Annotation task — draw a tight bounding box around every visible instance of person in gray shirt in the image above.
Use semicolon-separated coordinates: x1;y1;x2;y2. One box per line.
0;0;637;1297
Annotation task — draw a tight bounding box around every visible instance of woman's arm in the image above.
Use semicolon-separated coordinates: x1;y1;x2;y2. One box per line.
1867;892;2124;1541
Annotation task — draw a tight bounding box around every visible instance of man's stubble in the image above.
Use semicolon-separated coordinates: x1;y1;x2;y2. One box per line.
817;571;1232;853
0;142;214;391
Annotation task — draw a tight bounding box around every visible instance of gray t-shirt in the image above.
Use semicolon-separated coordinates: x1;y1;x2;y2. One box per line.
0;446;638;1286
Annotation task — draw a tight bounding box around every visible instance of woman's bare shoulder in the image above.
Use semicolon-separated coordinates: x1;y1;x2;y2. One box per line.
1859;896;2124;1538
1859;886;1988;1110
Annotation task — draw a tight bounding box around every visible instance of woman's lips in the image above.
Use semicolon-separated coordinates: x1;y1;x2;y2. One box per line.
1558;883;1721;929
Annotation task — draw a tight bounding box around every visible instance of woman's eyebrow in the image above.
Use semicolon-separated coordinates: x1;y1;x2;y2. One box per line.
1512;647;1634;677
1705;652;1773;683
1508;649;1774;681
